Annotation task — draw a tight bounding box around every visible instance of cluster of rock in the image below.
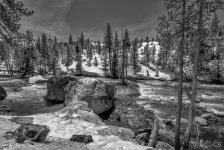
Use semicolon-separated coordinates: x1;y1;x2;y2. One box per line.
44;76;116;116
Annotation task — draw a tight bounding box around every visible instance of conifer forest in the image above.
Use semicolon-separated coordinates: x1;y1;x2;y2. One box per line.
0;0;224;150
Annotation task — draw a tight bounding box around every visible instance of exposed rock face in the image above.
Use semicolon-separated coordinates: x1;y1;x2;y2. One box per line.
134;128;152;146
6;124;49;143
44;76;77;102
70;134;93;144
195;117;208;126
10;117;33;125
0;86;7;100
107;101;155;131
156;141;174;150
64;78;116;115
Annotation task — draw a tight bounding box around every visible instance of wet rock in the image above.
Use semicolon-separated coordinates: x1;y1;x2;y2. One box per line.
195;117;207;126
64;78;116;115
155;141;174;150
0;105;12;115
108;111;121;121
135;132;150;145
111;101;155;131
70;134;93;144
44;76;77;102
0;86;7;100
135;128;152;137
201;113;214;119
10;117;33;125
9;124;49;143
134;128;152;145
98;125;135;141
172;118;188;126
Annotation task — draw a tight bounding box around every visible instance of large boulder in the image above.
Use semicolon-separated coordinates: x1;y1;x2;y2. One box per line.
0;86;7;100
44;76;77;102
64;78;116;115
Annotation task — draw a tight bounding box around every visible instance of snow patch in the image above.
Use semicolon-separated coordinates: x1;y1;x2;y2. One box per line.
29;75;44;84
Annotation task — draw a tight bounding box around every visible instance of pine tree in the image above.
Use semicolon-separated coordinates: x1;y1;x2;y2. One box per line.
210;13;221;81
80;32;84;54
52;36;59;76
69;34;73;45
76;43;82;75
152;44;156;64
132;38;139;74
0;0;33;44
97;40;101;55
121;28;131;84
104;23;113;74
41;33;48;74
111;30;119;78
93;56;98;67
101;44;109;73
131;38;138;74
22;30;33;77
145;36;150;67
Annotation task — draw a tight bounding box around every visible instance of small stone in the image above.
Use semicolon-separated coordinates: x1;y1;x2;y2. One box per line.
201;113;214;119
195;117;207;126
70;135;93;144
156;141;174;150
10;117;33;125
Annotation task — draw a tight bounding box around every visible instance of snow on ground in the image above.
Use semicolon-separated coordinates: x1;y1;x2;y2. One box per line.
138;42;160;61
83;54;104;76
0;102;152;150
138;65;171;80
59;42;170;80
29;75;45;84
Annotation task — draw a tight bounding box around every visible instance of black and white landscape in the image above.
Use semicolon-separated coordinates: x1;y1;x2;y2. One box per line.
0;0;224;150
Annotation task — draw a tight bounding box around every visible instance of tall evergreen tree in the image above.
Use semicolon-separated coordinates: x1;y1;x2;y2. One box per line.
97;40;101;55
104;23;113;74
145;36;150;67
76;42;82;75
152;44;156;64
101;44;109;73
111;30;119;78
69;34;73;45
121;28;131;84
0;0;33;44
41;33;48;74
132;38;139;74
80;32;84;54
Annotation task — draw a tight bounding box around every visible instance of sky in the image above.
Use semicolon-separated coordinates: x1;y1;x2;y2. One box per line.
19;0;166;42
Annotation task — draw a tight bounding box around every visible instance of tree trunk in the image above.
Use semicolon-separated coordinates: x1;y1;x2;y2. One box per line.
109;47;112;74
148;119;159;148
183;0;204;149
175;0;186;150
122;45;125;85
217;39;220;81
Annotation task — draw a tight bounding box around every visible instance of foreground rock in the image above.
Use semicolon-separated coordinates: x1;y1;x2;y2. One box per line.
44;76;77;102
195;117;208;126
107;100;155;131
6;124;49;143
0;86;7;100
10;117;33;125
64;78;116;115
70;134;93;144
0;101;153;150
